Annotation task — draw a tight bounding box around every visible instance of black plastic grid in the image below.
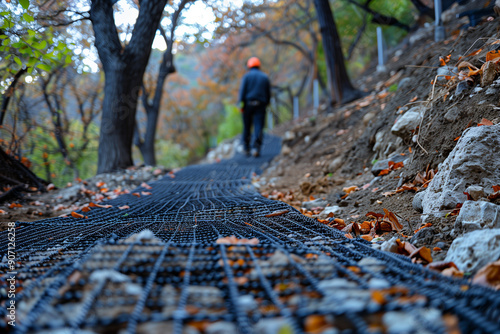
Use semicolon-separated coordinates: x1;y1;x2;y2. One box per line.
1;135;500;333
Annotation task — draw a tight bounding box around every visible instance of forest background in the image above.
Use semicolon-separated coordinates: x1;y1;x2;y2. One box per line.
1;0;422;187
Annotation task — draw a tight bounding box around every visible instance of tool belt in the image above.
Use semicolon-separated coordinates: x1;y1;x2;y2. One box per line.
247;100;262;107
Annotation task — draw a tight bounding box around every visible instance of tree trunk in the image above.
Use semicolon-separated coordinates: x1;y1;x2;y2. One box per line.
313;0;364;105
90;0;168;174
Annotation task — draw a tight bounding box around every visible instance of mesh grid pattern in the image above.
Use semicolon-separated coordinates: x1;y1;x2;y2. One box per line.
1;136;500;333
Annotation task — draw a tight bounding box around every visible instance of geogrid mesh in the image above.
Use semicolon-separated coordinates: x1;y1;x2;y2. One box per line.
1;135;500;334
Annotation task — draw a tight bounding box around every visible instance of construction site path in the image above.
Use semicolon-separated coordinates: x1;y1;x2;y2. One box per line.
1;135;499;334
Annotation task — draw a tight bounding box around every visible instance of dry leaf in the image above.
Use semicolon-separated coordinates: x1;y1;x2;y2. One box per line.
478;118;494;126
486;50;500;62
472;260;500;290
265;209;289;217
71;211;86;219
119;205;130;210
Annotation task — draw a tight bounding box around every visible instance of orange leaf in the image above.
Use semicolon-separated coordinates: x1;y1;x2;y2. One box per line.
132;192;141;197
9;203;22;209
410;96;418;102
265;209;289;217
453;136;461;141
439;57;446;66
371;290;386;304
96;181;106;188
472;260;500;290
493;185;500;192
89;202;112;208
478;118;494;126
309;195;315;201
378;169;390;176
361;235;373;242
466;48;482;57
71;211;85;219
468;66;482;76
141;182;152;190
383;208;403;232
486;50;500;62
81;206;91;212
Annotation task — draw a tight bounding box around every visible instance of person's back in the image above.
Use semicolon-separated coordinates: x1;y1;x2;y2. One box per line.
238;57;271;157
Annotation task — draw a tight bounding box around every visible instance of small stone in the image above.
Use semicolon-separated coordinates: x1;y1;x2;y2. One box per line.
437;66;457;81
367;278;390;289
283;131;295;141
410;227;435;247
327;156;344;173
363;111;376;125
465;185;486;201
453;200;500;233
398;77;412;90
455;80;470;95
381;237;399;253
481;61;499;87
444;106;459;123
391;106;425;138
372;154;406;176
206;322;237;334
485;87;498;95
412;191;426;213
254;318;293;334
383;312;417;333
281;145;292;155
473;86;483;93
317;206;342;219
302;198;328;210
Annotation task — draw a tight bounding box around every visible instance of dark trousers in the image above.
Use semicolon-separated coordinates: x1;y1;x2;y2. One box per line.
242;103;266;152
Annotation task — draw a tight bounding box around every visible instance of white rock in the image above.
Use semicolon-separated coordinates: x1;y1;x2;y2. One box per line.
382;312;417;333
206;321;238;334
317;206;342;219
412;191;426;213
437;66;457;80
445;228;500;273
367;278;390;289
422;124;500;216
391;106;425;138
453;201;500;234
302;198;328;209
89;269;130;283
284;131;295;141
254;318;293;334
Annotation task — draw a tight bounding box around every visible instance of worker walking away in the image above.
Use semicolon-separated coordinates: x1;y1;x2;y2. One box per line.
238;56;271;157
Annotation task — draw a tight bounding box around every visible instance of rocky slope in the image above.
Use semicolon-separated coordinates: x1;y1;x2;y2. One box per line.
253;16;500;284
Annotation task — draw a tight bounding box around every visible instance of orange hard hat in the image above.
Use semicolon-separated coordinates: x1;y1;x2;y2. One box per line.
247;57;261;68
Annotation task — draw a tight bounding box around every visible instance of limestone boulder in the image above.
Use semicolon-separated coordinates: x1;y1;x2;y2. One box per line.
422;124;500;215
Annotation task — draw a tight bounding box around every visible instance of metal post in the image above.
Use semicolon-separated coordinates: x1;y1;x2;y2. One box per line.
434;0;445;41
313;79;319;116
293;96;299;120
268;98;274;130
376;27;386;72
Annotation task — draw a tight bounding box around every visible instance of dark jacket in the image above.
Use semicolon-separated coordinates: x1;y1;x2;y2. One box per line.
238;68;271;107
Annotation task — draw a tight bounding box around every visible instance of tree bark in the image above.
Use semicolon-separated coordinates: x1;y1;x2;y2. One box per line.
136;0;191;166
312;0;364;105
90;0;168;173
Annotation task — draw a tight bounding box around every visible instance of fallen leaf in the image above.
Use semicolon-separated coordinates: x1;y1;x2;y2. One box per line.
71;211;86;219
409;96;418;102
132;192;141;197
89;202;112;208
304;315;329;333
342;185;358;194
141;191;152;196
466;48;482;57
478;118;494;126
96;181;106;188
383;208;403;232
453;136;461;141
118;205;130;210
472;260;500;290
0;209;7;215
9;203;22;209
81;206;91;212
486;50;500;62
409;246;433;264
265;209;289;217
216;235;259;245
140;182;152;190
371;290;386;304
